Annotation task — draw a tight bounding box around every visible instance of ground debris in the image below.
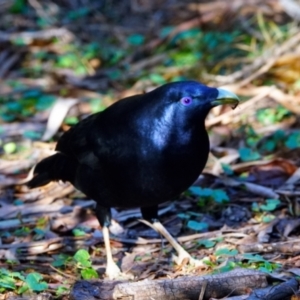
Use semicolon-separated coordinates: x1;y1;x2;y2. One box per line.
70;268;268;300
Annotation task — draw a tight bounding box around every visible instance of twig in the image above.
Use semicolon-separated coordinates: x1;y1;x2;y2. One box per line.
212;31;300;85
49;264;77;280
205;86;275;127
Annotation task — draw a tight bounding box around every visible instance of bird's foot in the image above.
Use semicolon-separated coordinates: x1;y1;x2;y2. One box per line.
105;259;134;280
172;248;205;267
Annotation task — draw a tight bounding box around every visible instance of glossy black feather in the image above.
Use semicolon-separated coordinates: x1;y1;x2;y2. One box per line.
28;81;221;223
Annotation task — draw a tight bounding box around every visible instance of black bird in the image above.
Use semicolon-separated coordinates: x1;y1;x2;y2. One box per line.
27;81;239;279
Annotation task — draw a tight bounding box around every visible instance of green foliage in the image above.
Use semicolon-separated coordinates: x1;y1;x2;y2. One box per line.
189;186;229;204
256;106;290;125
56;286;69;297
14;227;30;237
260;199;281;211
238;125;261;148
9;0;27;14
261;215;276;223
25;273;48;292
221;163;234;175
215;248;238;257
239;147;261;162
67;7;90;20
72;228;86;237
65;116;79;125
0;91;55;123
89;98;106;113
197;239;216;248
73;249;98;279
237;123;300;157
187;220;208;232
127;34;145;46
0;268;48;294
80;268;98;280
52;254;71;268
148;74;166;85
73;249;91;268
241;253;280;272
252;199;280;212
168;29;242;68
285;131;300;149
3;142;17;154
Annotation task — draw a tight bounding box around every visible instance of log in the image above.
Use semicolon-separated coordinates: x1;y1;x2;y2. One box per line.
70;268;268;300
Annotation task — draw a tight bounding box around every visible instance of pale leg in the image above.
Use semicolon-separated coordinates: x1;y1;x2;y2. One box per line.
102;225;122;279
140;219;205;266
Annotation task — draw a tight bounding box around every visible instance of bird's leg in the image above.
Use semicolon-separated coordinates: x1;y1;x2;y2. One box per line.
96;206;122;279
140;218;205;267
102;225;123;279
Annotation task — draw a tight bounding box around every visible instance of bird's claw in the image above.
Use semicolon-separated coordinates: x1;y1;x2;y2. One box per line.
105;260;122;279
105;260;134;280
172;249;205;267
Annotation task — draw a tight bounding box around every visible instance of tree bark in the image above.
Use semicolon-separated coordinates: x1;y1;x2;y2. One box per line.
70;268;268;300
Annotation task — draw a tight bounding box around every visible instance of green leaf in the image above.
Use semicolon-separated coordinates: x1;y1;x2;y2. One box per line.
148;74;166;85
52;254;70;267
14;227;30;237
190;187;229;203
67;7;90;20
212;190;229;203
239;147;260;162
13;199;24;206
18;284;29;294
0;277;16;290
261;214;275;223
187;220;208;231
3;142;17;154
90;98;106;113
23;131;42;140
215;248;238;257
36;95;55;111
252;202;260;212
81;268;98;280
73;249;91;267
171;28;201;44
242;253;266;262
127;34;145;46
177;213;190;219
65;116;79;125
56;286;69;296
221;163;234;175
197;239;215;248
159;26;174;38
260;199;280;211
72;228;86;237
9;0;27;14
25;273;48;292
189;187;213;197
285;132;300;149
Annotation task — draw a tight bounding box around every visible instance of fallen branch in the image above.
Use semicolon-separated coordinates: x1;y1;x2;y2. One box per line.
70;269;267;300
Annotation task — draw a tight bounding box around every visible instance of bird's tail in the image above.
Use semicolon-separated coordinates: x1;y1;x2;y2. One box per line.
27;153;77;188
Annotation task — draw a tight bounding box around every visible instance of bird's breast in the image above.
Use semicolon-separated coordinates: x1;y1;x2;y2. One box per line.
102;129;209;207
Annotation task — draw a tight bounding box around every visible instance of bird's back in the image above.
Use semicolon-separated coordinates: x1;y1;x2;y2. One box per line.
54;90;210;208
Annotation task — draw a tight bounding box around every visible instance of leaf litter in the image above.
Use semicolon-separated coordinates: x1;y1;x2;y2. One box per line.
0;0;300;299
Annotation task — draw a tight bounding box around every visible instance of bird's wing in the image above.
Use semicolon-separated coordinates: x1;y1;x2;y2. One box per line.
56;94;145;168
55;113;103;168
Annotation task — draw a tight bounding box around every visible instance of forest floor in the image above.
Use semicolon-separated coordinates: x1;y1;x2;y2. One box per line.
1;0;300;299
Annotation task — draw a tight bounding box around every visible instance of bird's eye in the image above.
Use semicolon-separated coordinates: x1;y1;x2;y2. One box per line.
180;97;193;106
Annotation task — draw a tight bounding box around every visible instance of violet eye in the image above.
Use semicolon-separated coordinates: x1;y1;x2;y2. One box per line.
180;97;192;106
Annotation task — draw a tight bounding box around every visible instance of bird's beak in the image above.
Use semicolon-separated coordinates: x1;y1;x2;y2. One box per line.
211;88;240;109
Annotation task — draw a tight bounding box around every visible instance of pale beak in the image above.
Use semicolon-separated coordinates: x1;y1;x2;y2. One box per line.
211;88;240;109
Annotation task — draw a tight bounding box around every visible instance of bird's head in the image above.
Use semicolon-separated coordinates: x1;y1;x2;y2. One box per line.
151;81;239;127
159;80;238;110
140;81;239;149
